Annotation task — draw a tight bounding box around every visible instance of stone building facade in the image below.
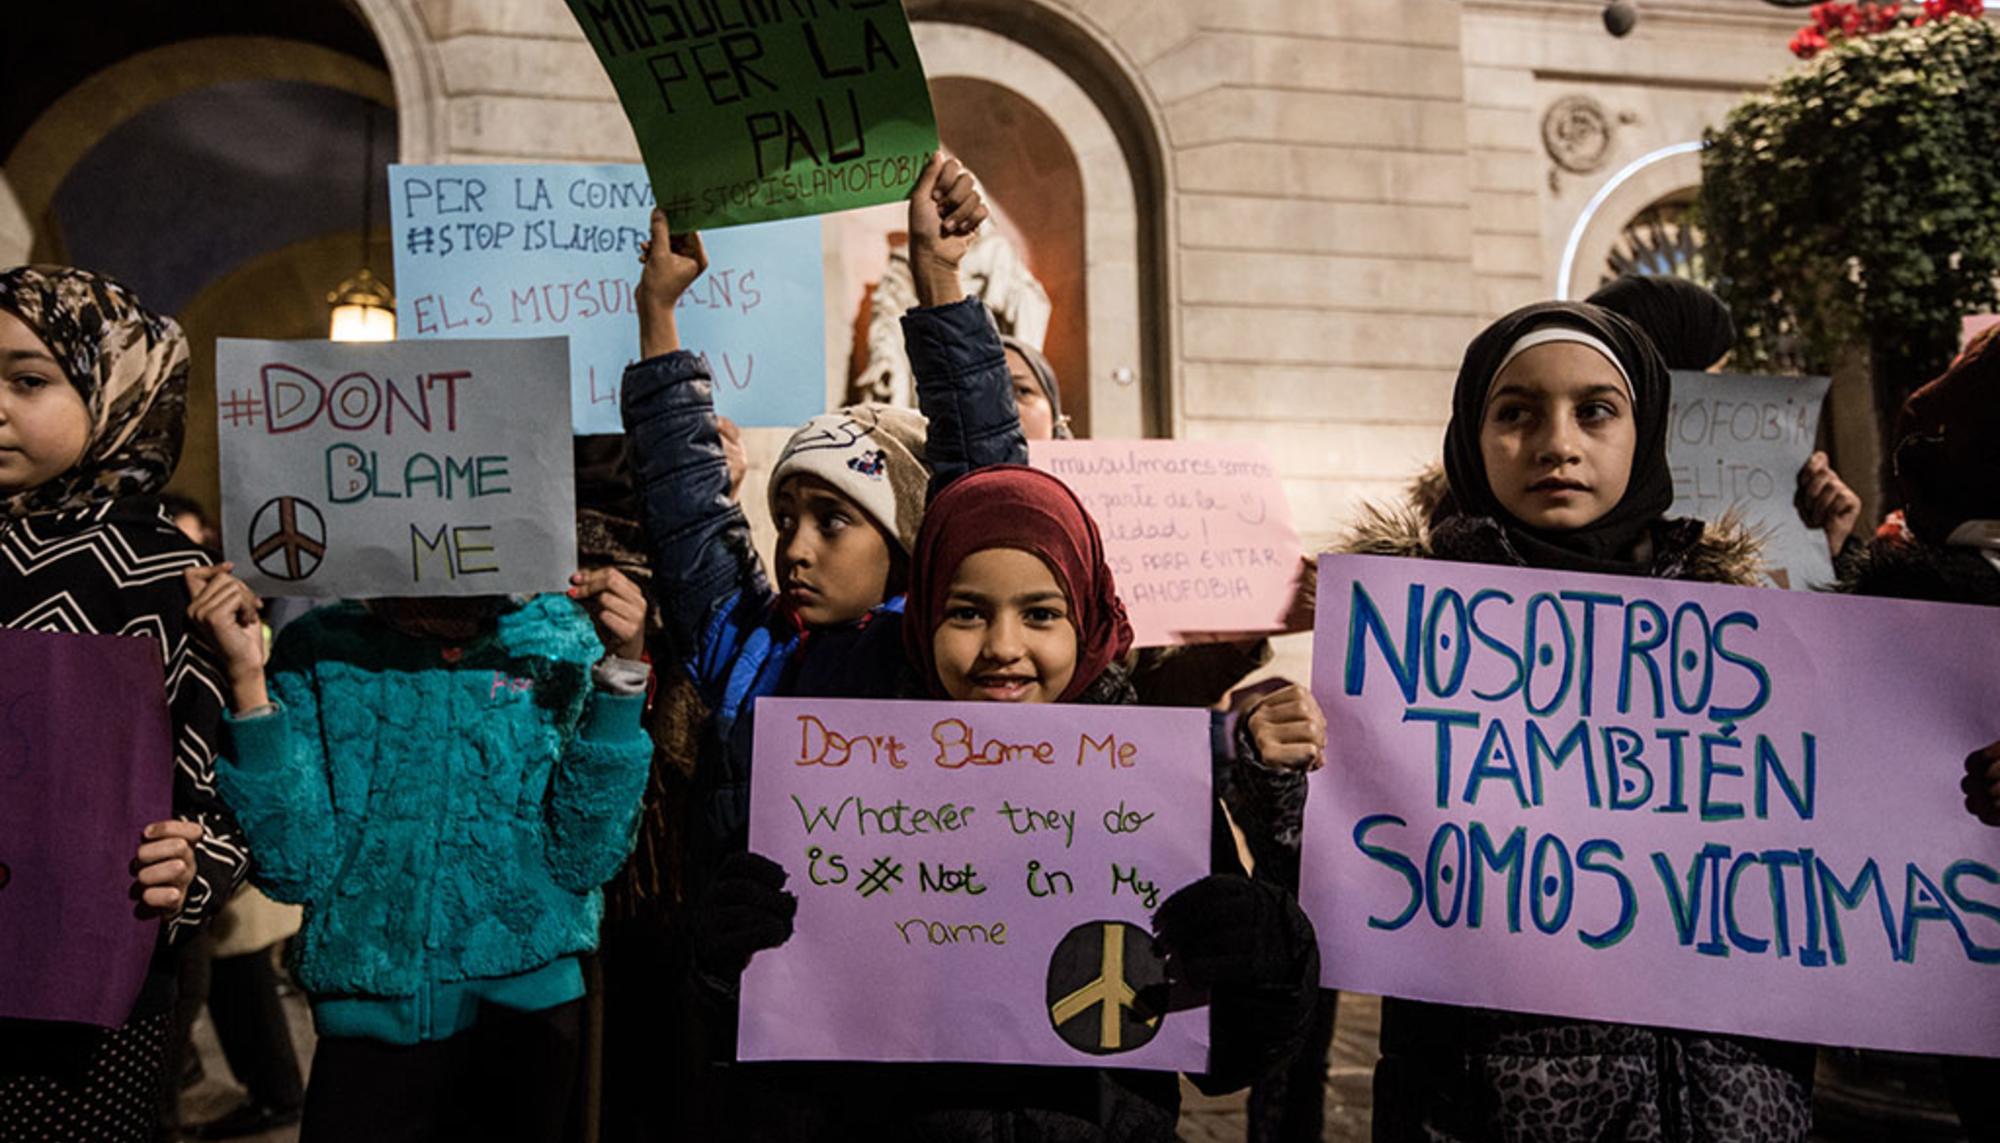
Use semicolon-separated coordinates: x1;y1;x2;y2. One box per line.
2;0;1817;642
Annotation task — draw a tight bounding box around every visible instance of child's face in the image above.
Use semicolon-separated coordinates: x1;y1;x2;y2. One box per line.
773;475;894;628
932;547;1078;703
0;309;90;496
1004;347;1057;442
1478;342;1636;531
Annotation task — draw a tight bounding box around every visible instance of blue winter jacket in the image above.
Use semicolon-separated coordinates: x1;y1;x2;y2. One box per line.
215;596;652;1000
621;297;1024;884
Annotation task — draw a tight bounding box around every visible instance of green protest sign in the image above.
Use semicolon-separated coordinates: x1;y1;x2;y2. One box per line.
568;0;939;231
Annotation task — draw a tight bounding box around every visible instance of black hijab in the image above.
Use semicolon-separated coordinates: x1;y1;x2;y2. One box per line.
1585;275;1736;371
1439;301;1675;573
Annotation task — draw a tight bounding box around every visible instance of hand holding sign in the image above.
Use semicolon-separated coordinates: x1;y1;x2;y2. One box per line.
567;567;648;661
1244;683;1328;773
691;851;799;981
636;209;710;359
1794;451;1862;555
909;154;991;308
183;564;269;712
1967;742;2000;827
134;820;203;916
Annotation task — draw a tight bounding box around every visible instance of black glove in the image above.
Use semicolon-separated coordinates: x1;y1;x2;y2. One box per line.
1153;874;1311;991
690;850;798;983
1153;874;1321;1093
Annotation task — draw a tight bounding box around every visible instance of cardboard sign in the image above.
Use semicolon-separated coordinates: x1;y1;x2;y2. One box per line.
1029;440;1304;647
0;629;172;1027
389;163;828;434
216;337;577;598
566;0;938;231
1667;371;1834;590
1301;552;2000;1057
739;697;1213;1070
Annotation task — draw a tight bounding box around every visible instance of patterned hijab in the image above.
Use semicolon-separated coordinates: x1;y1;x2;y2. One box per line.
1;266;190;518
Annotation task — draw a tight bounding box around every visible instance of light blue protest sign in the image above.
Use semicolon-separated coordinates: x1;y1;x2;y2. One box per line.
389;163;826;434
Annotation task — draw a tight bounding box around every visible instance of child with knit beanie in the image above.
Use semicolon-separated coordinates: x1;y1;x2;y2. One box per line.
615;155;1018;1136
620;155;1010;885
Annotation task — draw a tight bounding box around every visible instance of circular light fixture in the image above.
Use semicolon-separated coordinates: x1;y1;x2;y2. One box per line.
328;268;395;342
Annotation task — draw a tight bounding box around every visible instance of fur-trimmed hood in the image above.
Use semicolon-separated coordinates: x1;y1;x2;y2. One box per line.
1326;500;1765;586
1836;536;2000;607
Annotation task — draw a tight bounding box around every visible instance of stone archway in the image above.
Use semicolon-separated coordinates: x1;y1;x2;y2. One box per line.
1;36;394;258
347;0;449;163
906;0;1176;436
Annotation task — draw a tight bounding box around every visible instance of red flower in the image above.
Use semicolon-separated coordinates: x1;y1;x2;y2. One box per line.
1791;26;1832;56
1863;2;1903;31
1812;1;1852;32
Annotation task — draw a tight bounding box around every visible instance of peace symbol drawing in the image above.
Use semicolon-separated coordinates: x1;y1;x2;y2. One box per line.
248;496;328;582
1045;920;1170;1054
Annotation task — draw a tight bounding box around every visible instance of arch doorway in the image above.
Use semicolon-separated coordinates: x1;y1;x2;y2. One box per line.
2;5;399;515
823;6;1172;439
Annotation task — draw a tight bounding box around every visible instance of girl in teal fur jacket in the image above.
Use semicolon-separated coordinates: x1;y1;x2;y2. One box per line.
189;573;654;1143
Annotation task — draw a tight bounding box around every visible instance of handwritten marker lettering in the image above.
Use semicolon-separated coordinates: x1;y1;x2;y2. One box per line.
217;337;573;601
1301;552;2000;1059
743;698;1211;1068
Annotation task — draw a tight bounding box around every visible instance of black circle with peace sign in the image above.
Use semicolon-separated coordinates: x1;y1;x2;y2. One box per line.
248;496;328;582
1045;920;1169;1055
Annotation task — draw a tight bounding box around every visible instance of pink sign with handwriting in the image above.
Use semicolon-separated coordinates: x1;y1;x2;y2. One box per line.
1302;553;2000;1056
1030;440;1304;647
740;697;1213;1069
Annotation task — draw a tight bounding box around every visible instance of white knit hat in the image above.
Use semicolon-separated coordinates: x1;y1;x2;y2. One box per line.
768;404;930;553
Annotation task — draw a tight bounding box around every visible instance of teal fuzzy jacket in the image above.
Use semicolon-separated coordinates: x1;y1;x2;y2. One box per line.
216;597;651;1000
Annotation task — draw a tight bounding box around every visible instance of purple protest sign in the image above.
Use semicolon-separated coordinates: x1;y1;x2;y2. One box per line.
1302;553;2000;1057
0;629;173;1027
740;697;1213;1070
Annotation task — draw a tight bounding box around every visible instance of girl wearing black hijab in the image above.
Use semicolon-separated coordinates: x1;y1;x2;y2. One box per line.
1344;302;1814;1141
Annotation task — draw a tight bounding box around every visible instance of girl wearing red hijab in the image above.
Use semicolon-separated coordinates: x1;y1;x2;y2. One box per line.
698;464;1324;1141
904;464;1134;706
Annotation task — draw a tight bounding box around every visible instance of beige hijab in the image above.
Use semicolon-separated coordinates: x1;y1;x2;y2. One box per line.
1;265;190;518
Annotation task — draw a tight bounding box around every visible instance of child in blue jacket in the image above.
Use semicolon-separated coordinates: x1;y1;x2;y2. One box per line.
620;155;1015;890
187;570;654;1143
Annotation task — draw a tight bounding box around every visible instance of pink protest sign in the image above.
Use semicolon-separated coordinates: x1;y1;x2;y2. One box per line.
0;629;173;1027
740;697;1213;1069
1302;553;2000;1057
1029;440;1304;647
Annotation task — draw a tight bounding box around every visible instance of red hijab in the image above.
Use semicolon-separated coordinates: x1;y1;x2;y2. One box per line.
904;465;1133;701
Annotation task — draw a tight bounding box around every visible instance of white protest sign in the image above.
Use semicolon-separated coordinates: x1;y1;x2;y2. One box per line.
216;337;576;598
1667;371;1834;590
